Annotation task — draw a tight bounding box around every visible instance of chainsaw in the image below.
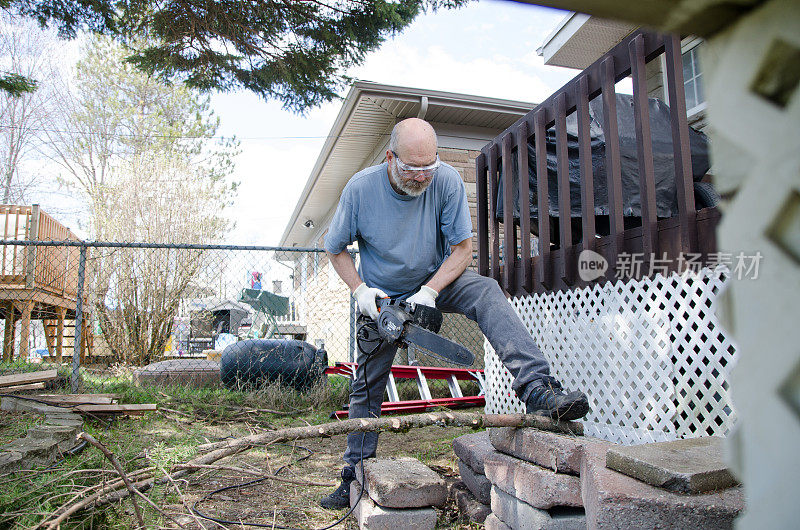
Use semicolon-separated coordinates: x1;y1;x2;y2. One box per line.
356;298;475;366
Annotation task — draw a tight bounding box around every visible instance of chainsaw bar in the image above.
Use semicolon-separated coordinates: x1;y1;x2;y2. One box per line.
402;323;475;367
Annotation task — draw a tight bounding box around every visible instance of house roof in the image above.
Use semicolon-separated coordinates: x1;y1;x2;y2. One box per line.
538;12;636;69
189;298;252;315
279;81;535;247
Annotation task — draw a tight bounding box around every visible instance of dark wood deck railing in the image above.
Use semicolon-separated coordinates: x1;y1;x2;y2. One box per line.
476;30;720;295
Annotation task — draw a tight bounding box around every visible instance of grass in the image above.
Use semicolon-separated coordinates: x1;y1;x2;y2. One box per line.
0;371;483;528
0;375;353;528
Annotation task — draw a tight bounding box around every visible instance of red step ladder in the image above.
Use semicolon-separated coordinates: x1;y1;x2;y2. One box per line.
324;362;485;419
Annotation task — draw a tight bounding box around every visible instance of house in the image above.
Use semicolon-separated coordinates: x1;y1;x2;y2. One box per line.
478;1;798;525
537;13;707;129
279;81;536;363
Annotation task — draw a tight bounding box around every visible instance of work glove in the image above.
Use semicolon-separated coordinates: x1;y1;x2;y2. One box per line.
353;282;388;320
406;285;438;309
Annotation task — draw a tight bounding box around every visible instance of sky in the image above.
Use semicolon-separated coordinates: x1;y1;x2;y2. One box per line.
22;1;588;246
208;0;580;247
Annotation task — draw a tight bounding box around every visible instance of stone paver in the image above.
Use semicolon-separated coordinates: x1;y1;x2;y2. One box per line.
1;396;63;414
484;451;582;509
355;457;447;508
45;412;83;422
349;481;437;530
27;423;79;440
490;427;608;475
458;460;491;504
582;443;745;529
453;431;495;473
484;513;513;530
132;359;220;387
491;485;551;529
2;438;59;467
0;451;23;473
490;485;587;530
605;436;738;494
451;481;490;523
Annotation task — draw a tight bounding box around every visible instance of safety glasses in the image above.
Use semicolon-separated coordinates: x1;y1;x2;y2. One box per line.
391;151;440;176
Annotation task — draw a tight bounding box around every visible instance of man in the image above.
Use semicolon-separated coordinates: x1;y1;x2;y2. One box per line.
320;118;589;510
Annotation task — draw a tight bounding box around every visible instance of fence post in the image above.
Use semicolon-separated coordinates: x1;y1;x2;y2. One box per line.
71;243;87;393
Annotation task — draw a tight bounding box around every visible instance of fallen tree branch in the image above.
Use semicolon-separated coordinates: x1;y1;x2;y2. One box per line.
77;432;145;529
43;412;580;527
197;411;580;454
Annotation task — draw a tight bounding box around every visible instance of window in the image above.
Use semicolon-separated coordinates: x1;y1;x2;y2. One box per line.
682;42;705;115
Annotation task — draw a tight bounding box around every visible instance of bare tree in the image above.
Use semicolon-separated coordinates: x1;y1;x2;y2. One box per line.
0;12;60;204
45;36;238;364
89;154;230;364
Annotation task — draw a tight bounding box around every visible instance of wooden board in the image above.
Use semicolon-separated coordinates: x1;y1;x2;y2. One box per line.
72;403;157;415
1;382;46;393
35;394;117;405
0;370;58;388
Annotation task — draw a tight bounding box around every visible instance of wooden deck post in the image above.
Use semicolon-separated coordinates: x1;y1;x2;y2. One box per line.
18;300;33;361
43;318;55;357
56;307;65;364
3;302;15;361
25;204;40;289
80;319;90;363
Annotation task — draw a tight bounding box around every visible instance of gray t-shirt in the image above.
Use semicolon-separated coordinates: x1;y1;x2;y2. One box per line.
324;162;473;298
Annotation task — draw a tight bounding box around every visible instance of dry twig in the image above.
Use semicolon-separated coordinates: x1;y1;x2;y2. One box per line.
77;432;146;528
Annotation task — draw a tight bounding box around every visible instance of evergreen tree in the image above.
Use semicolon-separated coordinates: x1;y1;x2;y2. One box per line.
4;0;467;111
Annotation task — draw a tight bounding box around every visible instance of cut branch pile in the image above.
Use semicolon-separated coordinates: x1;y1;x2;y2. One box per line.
38;412;582;528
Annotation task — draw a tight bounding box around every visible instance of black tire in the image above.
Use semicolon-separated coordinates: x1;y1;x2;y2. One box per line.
694;181;721;209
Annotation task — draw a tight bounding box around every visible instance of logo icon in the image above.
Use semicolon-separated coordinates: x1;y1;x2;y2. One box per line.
578;249;608;282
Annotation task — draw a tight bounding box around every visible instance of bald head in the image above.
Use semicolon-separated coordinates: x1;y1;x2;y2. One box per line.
389;118;438;166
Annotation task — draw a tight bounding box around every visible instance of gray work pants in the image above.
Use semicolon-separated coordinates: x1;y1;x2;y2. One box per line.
343;270;551;469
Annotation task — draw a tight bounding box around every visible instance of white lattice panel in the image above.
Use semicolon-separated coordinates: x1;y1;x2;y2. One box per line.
484;267;738;445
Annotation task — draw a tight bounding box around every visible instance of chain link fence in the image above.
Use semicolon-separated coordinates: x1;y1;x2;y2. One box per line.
0;240;486;408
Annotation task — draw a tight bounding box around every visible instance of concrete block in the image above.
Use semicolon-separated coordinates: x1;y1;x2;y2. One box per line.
605;436;738;494
582;444;744;529
355;457;447;508
458;460;491;504
485;513;513;530
485;451;582;509
453;431;495;473
349;481;437;530
451;481;490;523
490;427;605;475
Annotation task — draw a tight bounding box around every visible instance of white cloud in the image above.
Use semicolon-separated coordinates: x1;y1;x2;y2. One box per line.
351;42;559;104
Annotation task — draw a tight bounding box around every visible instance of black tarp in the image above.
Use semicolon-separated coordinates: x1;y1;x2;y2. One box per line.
495;93;710;221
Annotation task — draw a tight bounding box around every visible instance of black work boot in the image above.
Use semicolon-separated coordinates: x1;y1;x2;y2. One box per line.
525;379;590;421
320;467;356;510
